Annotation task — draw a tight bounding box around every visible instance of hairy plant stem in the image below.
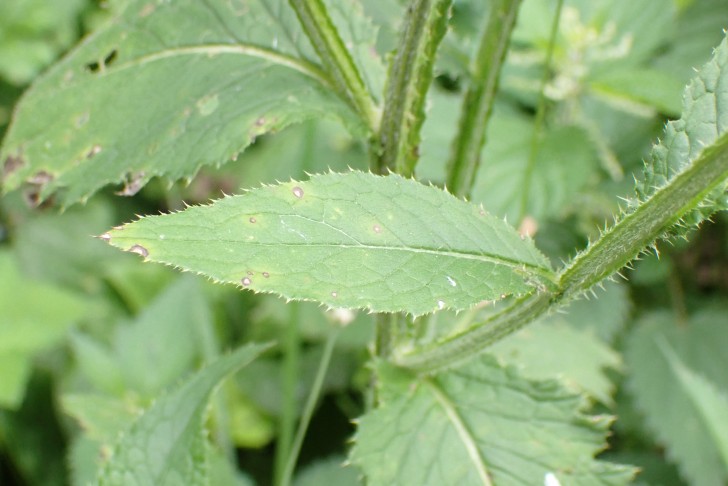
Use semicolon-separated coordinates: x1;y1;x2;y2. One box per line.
289;0;379;132
280;328;340;486
519;0;564;222
376;0;452;175
445;0;523;198
274;303;301;486
395;134;728;373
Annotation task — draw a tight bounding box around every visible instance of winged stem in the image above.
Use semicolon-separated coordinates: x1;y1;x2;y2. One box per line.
289;0;379;132
377;0;453;175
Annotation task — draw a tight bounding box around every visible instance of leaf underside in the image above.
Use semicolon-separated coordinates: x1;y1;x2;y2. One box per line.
106;171;554;316
351;357;636;485
0;0;370;207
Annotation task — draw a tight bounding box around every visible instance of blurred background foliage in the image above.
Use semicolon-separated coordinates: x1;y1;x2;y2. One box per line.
0;0;727;484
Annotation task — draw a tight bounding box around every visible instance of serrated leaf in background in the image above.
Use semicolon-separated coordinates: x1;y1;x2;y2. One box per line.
106;171;554;316
98;343;271;486
0;250;86;408
351;357;636;485
0;0;368;207
490;320;621;405
625;308;728;485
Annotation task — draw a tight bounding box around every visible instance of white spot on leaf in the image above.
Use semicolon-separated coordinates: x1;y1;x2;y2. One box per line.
292;186;304;198
241;277;252;286
446;276;457;287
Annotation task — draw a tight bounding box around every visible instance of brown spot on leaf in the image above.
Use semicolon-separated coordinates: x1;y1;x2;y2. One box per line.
28;170;53;185
2;155;25;179
116;172;145;196
129;244;149;258
86;145;102;159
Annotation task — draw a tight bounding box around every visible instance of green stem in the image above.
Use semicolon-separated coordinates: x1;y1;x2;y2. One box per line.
445;0;523;198
279;328;341;486
518;0;563;222
395;133;728;373
289;0;379;132
559;134;728;297
394;291;552;373
274;303;301;486
377;0;453;175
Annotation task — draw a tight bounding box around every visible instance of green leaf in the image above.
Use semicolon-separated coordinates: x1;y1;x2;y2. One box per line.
625;308;728;485
105;171;554;316
418;91;599;222
350;357;636;485
113;277;210;396
0;0;88;85
98;342;272;486
0;353;32;410
0;250;86;408
294;455;361;486
0;0;365;207
637;33;728;225
489;318;621;406
61;393;139;444
658;340;728;470
590;68;684;117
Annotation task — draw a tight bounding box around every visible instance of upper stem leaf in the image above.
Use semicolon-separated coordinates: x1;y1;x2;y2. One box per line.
105;171;554;316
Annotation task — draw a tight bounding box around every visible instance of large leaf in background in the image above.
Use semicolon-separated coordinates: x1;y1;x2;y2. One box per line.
637;34;728;223
351;357;636;485
0;0;88;85
0;250;85;408
105;171;554;316
0;0;375;207
418;91;599;222
71;276;211;397
654;0;728;86
98;343;271;486
625;308;728;485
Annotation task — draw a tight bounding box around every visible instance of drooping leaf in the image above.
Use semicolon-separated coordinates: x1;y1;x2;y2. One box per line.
0;0;369;206
98;342;271;486
105;171;555;316
625;308;728;486
0;250;86;408
636;33;728;224
658;340;728;470
350;357;636;485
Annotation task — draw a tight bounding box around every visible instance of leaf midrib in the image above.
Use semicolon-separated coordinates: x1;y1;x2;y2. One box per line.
117;235;553;278
84;44;330;86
